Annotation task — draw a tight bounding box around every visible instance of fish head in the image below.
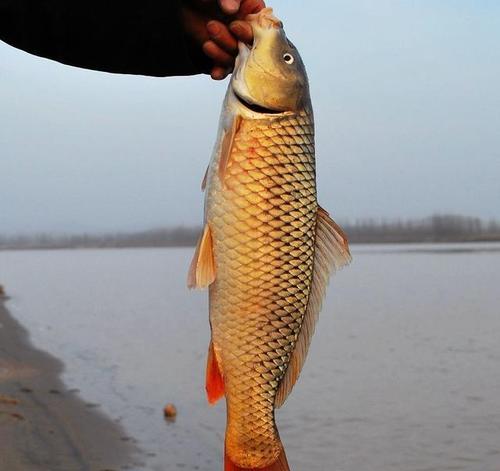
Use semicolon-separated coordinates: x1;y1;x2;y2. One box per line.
231;8;309;114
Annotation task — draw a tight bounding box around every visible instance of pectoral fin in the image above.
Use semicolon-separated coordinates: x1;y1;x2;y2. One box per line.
275;206;351;408
218;115;242;187
187;224;216;289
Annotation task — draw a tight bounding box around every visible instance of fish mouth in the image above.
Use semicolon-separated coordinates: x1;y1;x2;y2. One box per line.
233;91;284;115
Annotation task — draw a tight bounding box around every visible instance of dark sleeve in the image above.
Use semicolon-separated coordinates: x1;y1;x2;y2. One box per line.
0;0;211;76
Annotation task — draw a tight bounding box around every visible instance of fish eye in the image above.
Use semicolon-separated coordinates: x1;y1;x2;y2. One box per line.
283;53;294;65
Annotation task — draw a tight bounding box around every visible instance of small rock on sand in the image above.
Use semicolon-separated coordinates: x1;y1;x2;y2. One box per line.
163;403;177;419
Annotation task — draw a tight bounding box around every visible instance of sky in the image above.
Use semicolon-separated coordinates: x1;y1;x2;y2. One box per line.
1;0;499;235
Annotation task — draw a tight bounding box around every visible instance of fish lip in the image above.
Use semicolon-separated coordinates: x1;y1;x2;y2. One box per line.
233;90;285;115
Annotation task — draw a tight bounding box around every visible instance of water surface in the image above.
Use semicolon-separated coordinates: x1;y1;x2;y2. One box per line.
1;244;499;471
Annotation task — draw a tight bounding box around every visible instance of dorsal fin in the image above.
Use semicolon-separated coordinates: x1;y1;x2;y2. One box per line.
275;206;351;408
219;115;242;187
187;224;216;289
201;166;209;191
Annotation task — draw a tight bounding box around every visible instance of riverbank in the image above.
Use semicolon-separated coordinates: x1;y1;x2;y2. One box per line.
0;297;137;471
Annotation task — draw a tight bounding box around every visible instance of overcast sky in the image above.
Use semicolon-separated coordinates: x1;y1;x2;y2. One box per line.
1;0;499;235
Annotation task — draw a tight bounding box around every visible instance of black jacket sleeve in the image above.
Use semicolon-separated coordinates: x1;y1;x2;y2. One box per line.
0;0;210;76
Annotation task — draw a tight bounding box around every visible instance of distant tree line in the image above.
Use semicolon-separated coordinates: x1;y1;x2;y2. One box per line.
0;227;199;250
344;214;500;243
1;214;499;250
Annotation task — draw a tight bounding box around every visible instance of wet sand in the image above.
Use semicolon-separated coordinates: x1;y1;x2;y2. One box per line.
0;297;137;471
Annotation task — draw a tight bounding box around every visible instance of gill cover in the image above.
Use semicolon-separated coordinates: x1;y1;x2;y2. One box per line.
232;8;309;113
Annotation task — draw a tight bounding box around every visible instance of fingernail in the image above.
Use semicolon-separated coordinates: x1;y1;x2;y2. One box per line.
230;23;243;35
211;70;226;80
222;0;240;14
207;21;221;36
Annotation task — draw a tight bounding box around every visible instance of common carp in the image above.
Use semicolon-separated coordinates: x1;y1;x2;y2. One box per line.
188;8;351;471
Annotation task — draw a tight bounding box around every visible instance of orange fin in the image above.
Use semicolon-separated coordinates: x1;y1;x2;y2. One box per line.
224;447;290;471
201;166;209;191
187;224;216;289
219;115;242;187
206;341;224;405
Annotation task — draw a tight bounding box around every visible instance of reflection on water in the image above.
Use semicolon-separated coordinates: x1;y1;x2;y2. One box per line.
1;243;499;471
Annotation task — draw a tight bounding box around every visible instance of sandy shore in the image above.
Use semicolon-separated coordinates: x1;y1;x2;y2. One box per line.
0;297;138;471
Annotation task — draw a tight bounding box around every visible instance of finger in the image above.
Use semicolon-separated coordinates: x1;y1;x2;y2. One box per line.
218;0;240;15
207;21;238;54
210;65;231;80
203;40;235;66
238;0;266;17
229;20;253;44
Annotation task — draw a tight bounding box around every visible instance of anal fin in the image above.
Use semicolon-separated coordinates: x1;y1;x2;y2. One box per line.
187;224;216;289
206;341;224;405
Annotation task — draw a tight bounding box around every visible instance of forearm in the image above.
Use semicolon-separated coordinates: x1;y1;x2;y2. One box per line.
0;0;211;76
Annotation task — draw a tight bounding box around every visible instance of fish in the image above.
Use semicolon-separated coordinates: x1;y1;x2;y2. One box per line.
188;8;351;471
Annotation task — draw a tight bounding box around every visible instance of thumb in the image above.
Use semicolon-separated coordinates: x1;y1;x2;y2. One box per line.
218;0;241;15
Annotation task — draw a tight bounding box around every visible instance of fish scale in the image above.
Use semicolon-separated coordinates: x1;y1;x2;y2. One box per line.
207;110;317;468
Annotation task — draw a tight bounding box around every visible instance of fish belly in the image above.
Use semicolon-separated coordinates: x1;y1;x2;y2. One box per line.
207;112;316;468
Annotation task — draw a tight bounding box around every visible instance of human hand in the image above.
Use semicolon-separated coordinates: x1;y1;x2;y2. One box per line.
181;0;266;80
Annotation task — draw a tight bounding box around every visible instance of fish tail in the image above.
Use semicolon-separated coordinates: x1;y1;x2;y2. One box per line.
224;443;290;471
